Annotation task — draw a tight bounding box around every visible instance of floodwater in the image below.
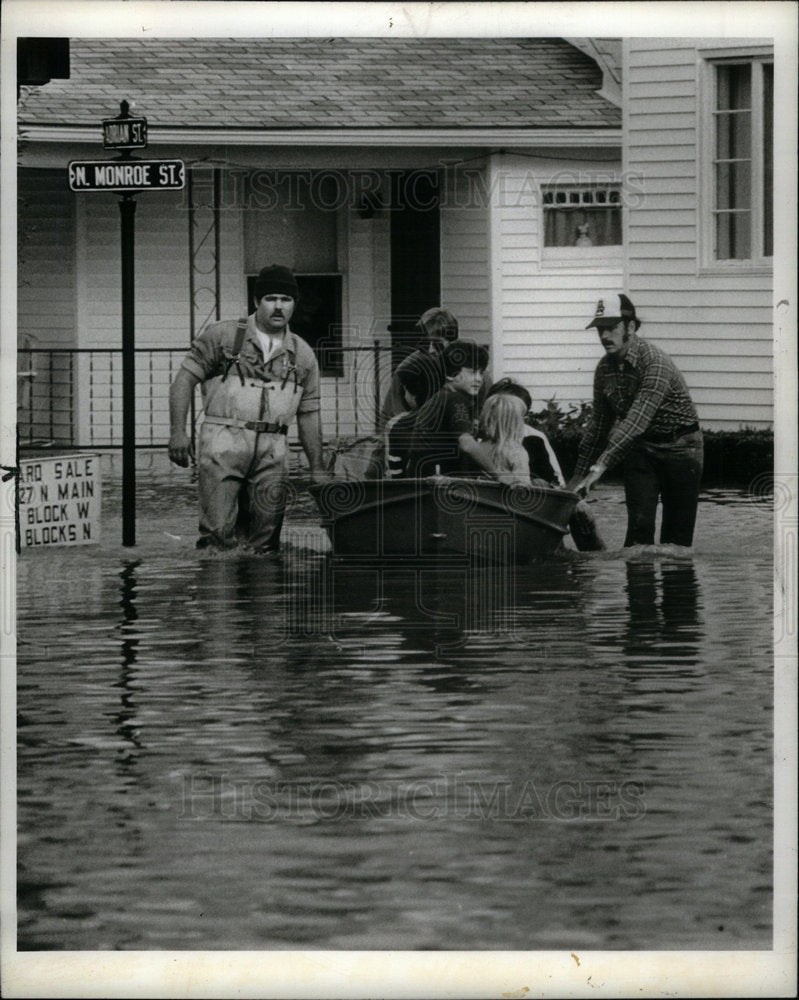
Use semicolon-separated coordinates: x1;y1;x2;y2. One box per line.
15;471;775;951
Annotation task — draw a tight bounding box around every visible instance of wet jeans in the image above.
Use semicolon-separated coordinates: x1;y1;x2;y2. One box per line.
622;430;703;547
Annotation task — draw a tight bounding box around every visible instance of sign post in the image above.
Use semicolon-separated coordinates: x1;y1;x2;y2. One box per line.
67;101;185;547
120;191;136;547
102;102;148;149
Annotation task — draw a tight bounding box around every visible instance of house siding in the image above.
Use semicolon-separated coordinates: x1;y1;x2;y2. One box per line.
486;153;624;411
19;165;389;445
440;164;490;343
78;187;190;349
624;38;773;429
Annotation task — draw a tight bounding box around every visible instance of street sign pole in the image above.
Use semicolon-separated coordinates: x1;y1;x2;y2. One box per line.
119;190;137;547
69;100;185;546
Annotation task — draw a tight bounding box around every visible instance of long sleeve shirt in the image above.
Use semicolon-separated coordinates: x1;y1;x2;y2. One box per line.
574;333;698;478
378;349;445;427
406;384;478;477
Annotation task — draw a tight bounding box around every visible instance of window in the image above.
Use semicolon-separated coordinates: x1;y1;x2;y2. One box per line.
243;169;345;375
710;56;773;262
542;184;622;248
247;273;343;377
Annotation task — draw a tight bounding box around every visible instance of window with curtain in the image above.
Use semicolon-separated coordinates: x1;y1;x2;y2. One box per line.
542;184;622;248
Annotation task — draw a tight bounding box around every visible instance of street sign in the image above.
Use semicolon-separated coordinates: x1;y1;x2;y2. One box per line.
102;116;148;148
68;159;185;192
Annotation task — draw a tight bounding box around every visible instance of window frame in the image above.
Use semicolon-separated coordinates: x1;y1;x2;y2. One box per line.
699;45;774;274
539;179;624;269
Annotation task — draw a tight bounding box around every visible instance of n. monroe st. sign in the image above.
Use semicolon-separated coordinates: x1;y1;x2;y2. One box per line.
68;159;185;191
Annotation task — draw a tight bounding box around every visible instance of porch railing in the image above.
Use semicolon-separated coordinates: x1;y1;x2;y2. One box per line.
17;343;395;450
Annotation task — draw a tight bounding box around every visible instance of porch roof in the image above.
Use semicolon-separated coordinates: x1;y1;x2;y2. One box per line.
18;37;621;135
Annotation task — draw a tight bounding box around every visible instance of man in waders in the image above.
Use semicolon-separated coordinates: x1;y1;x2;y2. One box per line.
569;293;703;547
168;264;329;553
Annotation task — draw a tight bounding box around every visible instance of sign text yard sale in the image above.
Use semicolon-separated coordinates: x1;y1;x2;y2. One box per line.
19;455;101;548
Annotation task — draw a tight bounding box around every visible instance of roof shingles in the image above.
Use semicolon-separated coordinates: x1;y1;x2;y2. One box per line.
19;37;620;130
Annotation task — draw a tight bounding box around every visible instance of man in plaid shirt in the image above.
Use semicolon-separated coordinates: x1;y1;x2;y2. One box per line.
570;293;703;547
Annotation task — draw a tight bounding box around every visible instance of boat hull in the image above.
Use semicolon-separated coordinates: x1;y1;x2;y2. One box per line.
309;478;579;562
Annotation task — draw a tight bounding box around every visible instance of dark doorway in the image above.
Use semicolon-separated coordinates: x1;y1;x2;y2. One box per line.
389;170;440;363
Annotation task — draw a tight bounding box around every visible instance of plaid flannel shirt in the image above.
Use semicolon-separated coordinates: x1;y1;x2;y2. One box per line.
574;334;698;477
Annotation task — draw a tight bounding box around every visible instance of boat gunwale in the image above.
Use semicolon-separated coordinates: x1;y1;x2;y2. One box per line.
309;477;578;537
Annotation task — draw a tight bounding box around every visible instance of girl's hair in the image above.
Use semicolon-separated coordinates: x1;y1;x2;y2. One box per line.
478;393;527;470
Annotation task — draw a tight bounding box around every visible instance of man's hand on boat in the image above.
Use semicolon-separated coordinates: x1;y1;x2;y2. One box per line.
569;461;607;497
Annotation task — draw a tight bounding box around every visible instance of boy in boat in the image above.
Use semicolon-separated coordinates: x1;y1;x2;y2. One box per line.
383;378;422;478
404;340;491;478
379;307;459;429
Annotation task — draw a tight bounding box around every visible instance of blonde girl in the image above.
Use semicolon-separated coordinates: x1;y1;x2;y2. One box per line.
475;392;532;486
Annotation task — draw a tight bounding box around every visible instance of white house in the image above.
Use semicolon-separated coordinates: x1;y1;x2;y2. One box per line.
15;34;773;450
623;37;773;429
16;36;624;447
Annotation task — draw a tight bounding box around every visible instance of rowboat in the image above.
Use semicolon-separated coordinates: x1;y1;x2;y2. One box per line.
309;476;580;562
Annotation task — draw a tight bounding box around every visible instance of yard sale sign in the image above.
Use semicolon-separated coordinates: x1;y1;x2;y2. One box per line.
18;455;101;548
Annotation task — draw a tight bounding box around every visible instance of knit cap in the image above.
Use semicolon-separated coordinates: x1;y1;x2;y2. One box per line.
254;264;299;300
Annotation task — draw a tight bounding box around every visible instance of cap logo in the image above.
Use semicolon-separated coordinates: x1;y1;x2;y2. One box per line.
596;298;605;316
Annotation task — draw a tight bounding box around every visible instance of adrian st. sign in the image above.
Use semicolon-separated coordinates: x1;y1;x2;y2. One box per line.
102;115;148;149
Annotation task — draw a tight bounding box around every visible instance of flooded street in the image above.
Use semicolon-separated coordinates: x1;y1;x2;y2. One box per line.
15;471;774;951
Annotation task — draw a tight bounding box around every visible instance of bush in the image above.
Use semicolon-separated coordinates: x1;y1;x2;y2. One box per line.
526;397;592;480
527;396;592;442
700;428;774;486
527;398;773;486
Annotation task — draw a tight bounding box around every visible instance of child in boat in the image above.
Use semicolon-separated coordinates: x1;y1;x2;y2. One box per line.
482;378;605;550
379;307;459;429
383;381;421;478
404;340;490;478
472;393;537;487
482;378;566;485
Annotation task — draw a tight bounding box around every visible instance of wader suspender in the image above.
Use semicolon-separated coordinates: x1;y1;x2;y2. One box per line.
205;319;295;435
220;318;248;385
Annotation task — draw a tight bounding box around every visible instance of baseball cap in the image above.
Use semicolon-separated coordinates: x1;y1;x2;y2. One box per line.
586;293;638;329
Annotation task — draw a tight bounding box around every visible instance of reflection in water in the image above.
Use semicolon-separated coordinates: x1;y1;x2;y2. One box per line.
16;499;773;951
116;560;144;754
624;560;703;661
